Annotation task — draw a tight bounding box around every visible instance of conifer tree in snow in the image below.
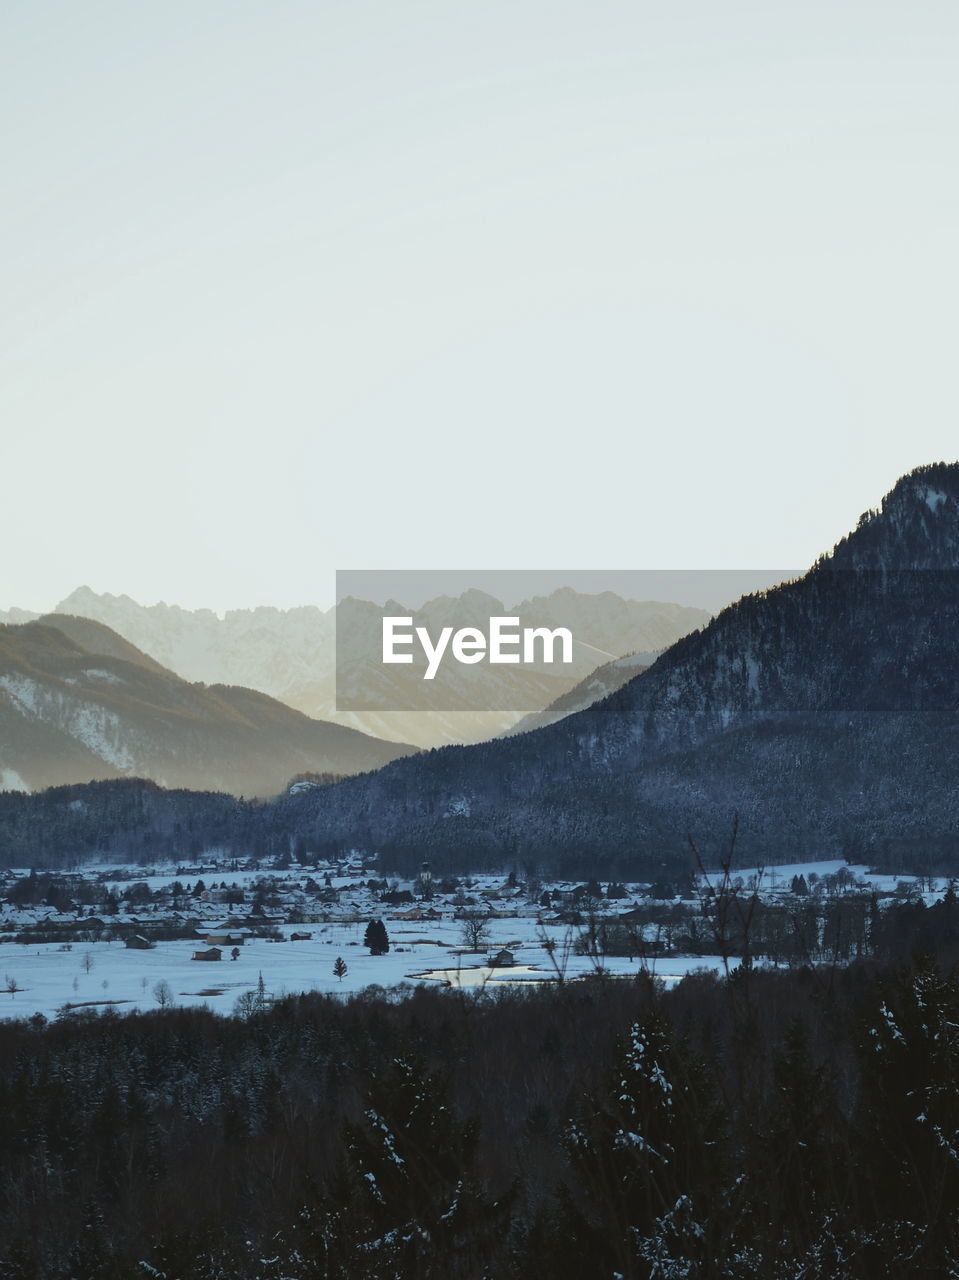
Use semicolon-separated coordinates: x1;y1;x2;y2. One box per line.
555;1013;729;1277
363;919;390;955
310;1053;509;1277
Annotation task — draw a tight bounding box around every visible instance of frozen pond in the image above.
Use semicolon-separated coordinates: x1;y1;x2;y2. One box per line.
414;963;549;987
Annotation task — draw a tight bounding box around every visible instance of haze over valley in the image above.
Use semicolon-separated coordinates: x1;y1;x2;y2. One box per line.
0;586;713;764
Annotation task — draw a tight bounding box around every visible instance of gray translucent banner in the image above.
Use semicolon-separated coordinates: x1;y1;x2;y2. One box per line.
335;569;799;713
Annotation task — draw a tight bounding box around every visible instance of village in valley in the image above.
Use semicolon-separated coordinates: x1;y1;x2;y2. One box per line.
0;850;947;1021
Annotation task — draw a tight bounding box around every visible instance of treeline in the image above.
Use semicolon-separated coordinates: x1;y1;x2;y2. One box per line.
3;946;959;1275
576;883;959;968
0;779;255;869
7;772;959;885
0;779;345;872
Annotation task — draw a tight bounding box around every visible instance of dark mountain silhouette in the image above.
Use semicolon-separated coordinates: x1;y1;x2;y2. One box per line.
272;463;959;876
0;617;416;797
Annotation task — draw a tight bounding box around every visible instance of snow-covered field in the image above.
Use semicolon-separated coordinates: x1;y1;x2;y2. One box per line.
0;918;727;1022
0;853;945;1022
703;858;950;899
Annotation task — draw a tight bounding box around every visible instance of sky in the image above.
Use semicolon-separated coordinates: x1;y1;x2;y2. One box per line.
2;1;958;614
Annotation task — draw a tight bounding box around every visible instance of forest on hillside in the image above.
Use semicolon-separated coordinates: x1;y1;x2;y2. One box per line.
5;775;959;884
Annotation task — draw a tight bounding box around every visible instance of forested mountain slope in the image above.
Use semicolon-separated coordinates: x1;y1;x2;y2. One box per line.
0;618;415;798
277;463;959;876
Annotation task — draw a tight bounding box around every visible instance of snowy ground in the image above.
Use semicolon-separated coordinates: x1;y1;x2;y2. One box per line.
0;916;728;1021
0;853;945;1022
702;859;950;899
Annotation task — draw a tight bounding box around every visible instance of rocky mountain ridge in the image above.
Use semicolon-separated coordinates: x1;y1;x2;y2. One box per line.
0;617;416;797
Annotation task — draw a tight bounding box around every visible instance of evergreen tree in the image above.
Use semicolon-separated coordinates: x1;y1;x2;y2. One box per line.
333;956;348;981
751;1016;850;1257
311;1053;508;1277
550;1012;731;1278
854;958;959;1267
363;919;390;955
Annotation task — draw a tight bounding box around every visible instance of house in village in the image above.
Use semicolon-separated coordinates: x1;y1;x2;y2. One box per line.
618;906;650;926
389;906;442;922
191;947;223;962
488;948;515;968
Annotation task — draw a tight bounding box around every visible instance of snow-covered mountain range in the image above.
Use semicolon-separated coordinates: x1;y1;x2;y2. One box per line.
0;587;710;748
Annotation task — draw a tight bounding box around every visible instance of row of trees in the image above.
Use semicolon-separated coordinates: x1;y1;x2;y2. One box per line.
9;770;959;888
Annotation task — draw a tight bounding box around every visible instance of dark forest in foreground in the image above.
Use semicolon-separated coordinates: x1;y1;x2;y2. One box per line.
2;896;959;1278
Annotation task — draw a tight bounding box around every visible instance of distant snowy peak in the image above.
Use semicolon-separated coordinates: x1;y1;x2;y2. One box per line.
52;587;335;695
34;586;711;748
0;607;39;626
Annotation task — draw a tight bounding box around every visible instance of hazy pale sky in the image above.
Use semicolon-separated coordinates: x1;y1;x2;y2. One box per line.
2;1;958;613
